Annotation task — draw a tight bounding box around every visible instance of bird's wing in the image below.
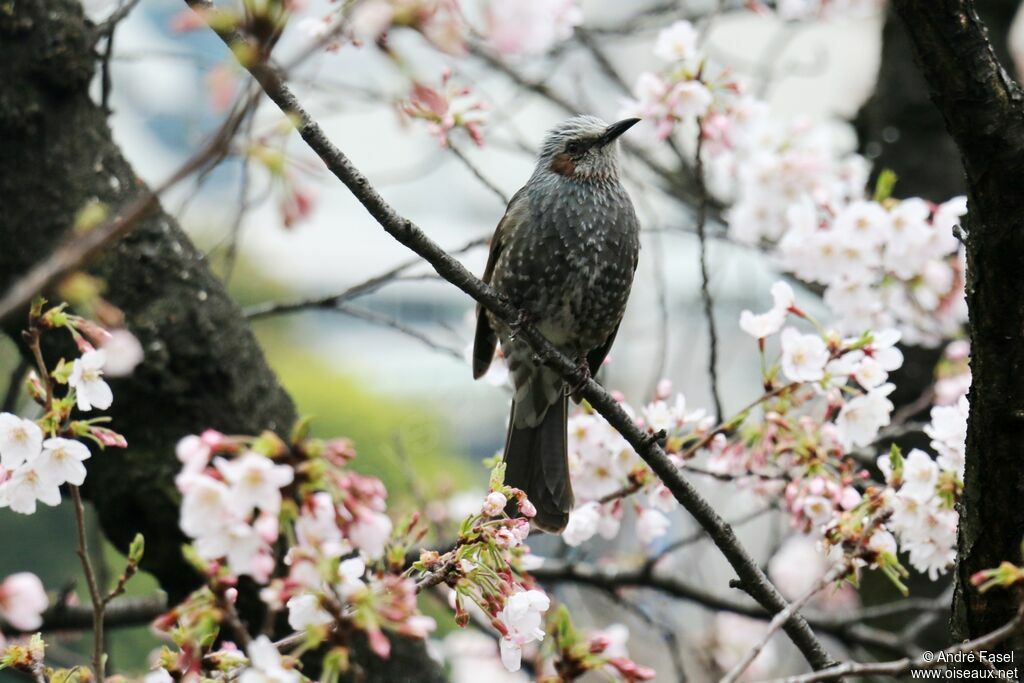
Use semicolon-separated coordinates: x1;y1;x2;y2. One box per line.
472;188;528;379
586;320;621;377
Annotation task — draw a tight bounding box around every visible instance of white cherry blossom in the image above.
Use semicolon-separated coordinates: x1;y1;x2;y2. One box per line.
239;635;301;683
35;437;91;486
780;328;829;382
654;20;699;63
69;349;113;411
215;452;294;516
0;572;48;631
497;590;550;672
0;414;43;470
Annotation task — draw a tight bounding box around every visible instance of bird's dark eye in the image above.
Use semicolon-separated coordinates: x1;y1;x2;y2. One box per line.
565;140;584;155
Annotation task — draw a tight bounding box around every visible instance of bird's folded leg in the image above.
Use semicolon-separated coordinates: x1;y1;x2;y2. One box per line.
568;354;592;402
508;307;534;341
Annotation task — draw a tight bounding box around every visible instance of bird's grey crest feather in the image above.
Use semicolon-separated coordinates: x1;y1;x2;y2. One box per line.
537;114;609;160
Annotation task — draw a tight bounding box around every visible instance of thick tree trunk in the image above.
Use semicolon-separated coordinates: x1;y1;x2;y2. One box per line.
892;0;1024;657
856;0;1020;201
0;2;444;679
853;3;1021;649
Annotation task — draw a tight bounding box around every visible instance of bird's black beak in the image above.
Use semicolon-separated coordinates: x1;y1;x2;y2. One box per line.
596;118;641;147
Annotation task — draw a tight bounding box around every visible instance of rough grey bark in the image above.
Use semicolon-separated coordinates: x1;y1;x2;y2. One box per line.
852;3;1019;644
0;2;444;679
855;0;1019;201
0;0;296;601
891;0;1024;658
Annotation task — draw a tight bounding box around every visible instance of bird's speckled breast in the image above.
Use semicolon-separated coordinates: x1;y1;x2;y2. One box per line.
491;174;640;353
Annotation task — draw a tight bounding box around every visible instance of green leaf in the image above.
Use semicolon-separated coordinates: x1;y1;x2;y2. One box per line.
291;415;315;445
489;461;507;490
129;533;145;565
873;169;898;202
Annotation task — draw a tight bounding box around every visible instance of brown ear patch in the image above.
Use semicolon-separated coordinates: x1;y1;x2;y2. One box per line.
550;152;576;177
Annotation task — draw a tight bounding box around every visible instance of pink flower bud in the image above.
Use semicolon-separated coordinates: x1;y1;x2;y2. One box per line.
482;491;507;517
589;635;611;654
367;627;391;659
655;379;672;400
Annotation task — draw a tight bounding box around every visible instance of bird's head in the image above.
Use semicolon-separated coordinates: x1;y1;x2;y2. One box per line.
538;115;640;181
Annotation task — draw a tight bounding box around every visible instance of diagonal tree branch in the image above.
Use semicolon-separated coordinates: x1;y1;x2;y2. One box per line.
184;1;837;670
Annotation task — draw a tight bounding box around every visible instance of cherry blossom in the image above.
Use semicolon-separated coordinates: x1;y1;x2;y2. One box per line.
98;329;144;377
68;349;113;412
653;20;700;63
286;593;332;631
497;589;550;672
484;0;582;56
350;0;465;55
0;414;43;471
635;507;670;544
780;327;829;382
238;636;301;683
835;383;894;449
348;510;393;560
400;70;488;147
35;438;91;487
562;501;601;547
482;490;507;517
740;281;796;339
214;452;294;516
0;573;48;631
0;464;62;515
901;449;940;501
925;395;968;477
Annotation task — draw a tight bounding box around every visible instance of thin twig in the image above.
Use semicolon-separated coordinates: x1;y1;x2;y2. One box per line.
694;120;723;419
531;560;908;657
328;303;465;360
70;486;106;681
92;0;142;38
447;142;508;205
760;605;1024;683
722;565;847;683
243;234;489;319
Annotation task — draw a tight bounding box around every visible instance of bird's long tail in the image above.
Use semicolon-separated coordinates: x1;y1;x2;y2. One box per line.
503;394;572;533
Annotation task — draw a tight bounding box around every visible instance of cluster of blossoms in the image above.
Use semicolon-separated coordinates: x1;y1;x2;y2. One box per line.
0;300;146;677
415;463;546;672
624;20;969;345
619;20;719;140
872;396;967;579
0;303;133;516
411;463;651;679
167;429;650;679
554;282;966;590
545;610;655;682
561;384;713;548
779;195;967;345
398;68;488;147
729;282;966;582
165;427;432;679
299;0;582;58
